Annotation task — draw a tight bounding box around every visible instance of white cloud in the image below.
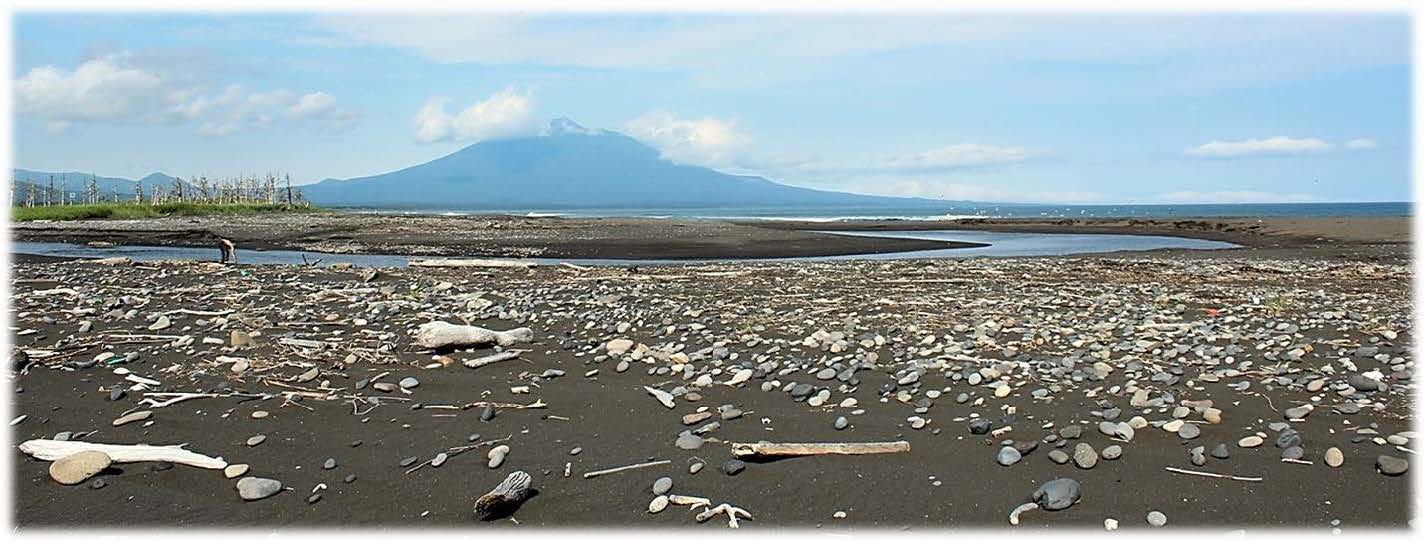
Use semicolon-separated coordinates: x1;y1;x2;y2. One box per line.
15;53;191;124
414;87;538;143
1184;136;1332;158
624;111;751;168
1152;190;1322;204
1345;138;1378;150
15;52;359;136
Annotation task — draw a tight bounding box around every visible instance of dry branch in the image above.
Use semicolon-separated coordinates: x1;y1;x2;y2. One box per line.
729;440;911;458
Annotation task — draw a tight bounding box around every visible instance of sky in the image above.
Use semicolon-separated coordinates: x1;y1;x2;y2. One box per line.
9;12;1414;204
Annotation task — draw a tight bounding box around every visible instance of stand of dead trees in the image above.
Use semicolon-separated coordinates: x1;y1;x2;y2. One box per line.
11;173;308;208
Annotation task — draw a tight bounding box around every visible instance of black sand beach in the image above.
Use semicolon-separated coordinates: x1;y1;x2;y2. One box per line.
7;214;1414;529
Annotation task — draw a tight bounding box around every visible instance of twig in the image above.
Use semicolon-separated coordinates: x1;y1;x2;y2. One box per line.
1164;466;1262;482
583;459;670;479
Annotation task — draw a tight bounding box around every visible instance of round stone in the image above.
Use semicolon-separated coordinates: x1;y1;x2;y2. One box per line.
997;446;1022;466
1177;423;1201;440
223;464;250;479
323;458;337;470
1238;436;1264;448
235;477;283;501
1048;449;1070;464
246;435;267;447
1376;455;1409;476
1147;510;1168;527
648;495;669;514
722;459;746;476
1324;447;1344;468
1073;443;1098;469
49;451;112;485
399;377;420;389
652;477;673;495
834;416;849;430
1101;445;1123;460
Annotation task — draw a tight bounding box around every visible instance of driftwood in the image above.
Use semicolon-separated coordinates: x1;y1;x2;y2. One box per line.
18;439;227;469
473;470;534;521
582;459;670;479
412;321;533;349
91;257;133;266
409;258;535;269
464;350;521;369
730;440;911;458
1164;466;1262;482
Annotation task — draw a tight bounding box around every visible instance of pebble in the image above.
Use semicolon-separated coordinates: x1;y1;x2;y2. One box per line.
1238;436;1264;448
399;456;418;467
1211;443;1231;459
652;477;673;495
323;458;338;470
251;410;269;419
1147;510;1168;527
1048;449;1070;464
1177;423;1201;440
648;495;669;514
487;445;510;469
432;453;448;468
1376;455;1408;476
224;464;250;478
48;451;112;485
399;377;420;389
675;432;704;450
834;416;849;430
235;477;283;501
997;446;1022;466
1324;447;1344;468
1073;443;1098;469
722;459;746;476
1100;445;1122;460
246;435;267;447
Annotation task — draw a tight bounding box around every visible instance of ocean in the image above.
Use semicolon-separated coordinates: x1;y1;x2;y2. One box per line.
338;201;1411;220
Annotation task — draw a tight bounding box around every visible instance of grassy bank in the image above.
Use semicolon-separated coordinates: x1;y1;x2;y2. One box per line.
10;203;321;222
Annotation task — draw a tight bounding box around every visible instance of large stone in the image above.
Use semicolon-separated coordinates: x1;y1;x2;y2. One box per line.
1032;478;1082;511
1376;455;1409;476
49;451;112;485
236;477;283;501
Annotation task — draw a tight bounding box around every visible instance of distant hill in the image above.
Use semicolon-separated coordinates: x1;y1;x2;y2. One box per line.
302;118;960;210
10;169;179;204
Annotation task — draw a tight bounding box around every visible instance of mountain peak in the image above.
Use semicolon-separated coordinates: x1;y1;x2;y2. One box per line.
546;117;596;136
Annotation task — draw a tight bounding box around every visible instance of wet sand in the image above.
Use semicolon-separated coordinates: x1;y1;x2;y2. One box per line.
10;213;1411;260
8;246;1413;529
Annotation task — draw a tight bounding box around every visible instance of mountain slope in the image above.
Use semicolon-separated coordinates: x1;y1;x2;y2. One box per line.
11;169;179;203
302;119;954;209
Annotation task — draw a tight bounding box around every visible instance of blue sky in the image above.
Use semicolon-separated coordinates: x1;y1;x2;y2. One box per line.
11;12;1413;203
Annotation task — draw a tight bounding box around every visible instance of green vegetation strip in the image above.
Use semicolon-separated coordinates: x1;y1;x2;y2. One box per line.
10;203;322;222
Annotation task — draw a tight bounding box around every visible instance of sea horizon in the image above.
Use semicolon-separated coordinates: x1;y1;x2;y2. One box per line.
330;200;1413;220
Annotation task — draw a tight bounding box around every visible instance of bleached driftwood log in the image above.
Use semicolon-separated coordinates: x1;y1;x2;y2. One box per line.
729;440;911;458
90;257;133;266
409;258;536;269
412;321;533;349
18;439;227;469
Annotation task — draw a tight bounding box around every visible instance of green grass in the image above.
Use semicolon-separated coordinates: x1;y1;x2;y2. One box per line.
10;203;323;222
